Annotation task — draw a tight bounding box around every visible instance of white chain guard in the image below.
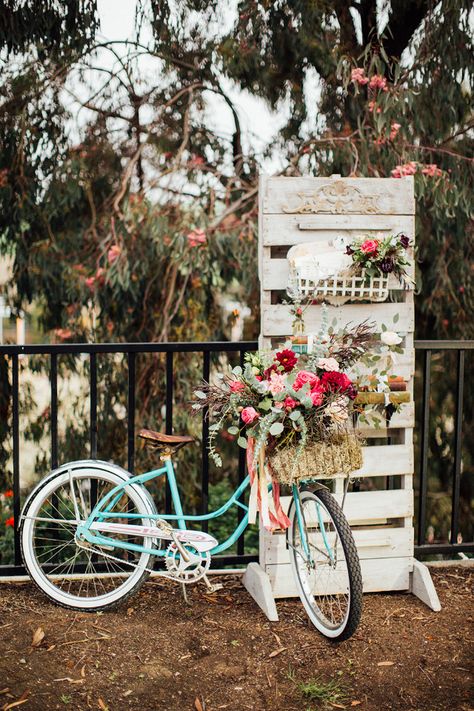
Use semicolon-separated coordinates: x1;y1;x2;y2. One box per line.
88;521;218;552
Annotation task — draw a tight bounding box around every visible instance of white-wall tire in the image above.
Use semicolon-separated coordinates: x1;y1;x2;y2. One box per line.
20;464;156;611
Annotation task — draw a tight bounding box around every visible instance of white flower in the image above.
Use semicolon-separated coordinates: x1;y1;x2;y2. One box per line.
325;398;349;423
317;357;340;372
381;330;402;346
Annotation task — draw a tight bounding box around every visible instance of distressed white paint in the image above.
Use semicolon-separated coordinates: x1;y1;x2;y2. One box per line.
248;174;439;617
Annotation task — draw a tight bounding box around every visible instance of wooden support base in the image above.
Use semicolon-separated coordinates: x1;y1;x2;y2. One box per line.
243;557;441;622
410;559;442;611
242;562;279;622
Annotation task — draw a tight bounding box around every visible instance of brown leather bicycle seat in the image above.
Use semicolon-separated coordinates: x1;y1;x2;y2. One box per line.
138;429;194;452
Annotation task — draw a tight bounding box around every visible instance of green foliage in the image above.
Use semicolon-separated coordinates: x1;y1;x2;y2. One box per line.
0;1;472;551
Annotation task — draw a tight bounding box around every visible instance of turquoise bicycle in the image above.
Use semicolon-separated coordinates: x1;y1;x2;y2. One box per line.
20;428;362;640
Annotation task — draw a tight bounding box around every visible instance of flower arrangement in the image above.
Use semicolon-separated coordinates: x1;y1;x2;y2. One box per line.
193;318;376;530
345;232;411;282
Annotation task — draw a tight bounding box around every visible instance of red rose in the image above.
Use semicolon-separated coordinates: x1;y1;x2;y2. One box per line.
5;516;14;527
3;490;13;498
275;349;298;373
321;371;354;395
360;239;379;255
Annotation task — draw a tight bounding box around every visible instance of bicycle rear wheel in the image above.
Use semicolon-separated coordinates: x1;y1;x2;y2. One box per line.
287;487;362;641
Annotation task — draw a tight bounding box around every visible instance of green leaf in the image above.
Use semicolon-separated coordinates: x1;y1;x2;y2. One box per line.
289;410;301;420
381;323;387;332
393;313;400;323
259;398;272;411
269;422;284;436
194;390;207;399
228;426;239;435
232;366;242;376
237;436;248;449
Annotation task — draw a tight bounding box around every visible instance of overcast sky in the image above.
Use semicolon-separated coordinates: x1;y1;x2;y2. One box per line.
93;0;321;170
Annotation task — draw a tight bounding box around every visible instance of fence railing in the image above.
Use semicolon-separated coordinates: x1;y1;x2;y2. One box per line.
0;339;472;576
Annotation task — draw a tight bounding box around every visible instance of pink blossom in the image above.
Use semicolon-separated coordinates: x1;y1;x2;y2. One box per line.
107;244;121;264
294;370;320;391
54;328;73;341
369;74;388;92
283;396;297;410
85;276;96;291
360;239;379;255
368;100;381;114
421;163;443;177
229;380;245;393
391;161;418;178
268;372;287;395
241;407;259;424
351;67;369;85
390;122;401;140
187;229;207;247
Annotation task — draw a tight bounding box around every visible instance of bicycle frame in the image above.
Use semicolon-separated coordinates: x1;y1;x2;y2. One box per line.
76;458;252;558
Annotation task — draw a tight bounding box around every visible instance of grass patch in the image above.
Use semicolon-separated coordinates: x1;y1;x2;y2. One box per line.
288;668;350;709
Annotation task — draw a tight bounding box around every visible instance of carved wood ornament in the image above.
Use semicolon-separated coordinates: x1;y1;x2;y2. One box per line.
283;180;380;214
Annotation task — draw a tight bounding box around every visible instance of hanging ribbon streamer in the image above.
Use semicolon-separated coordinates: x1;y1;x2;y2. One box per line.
246;438;291;532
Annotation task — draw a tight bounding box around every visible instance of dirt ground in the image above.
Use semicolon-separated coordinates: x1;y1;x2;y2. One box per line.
0;566;472;711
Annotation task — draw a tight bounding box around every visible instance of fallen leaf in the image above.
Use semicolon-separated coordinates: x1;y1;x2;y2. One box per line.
122;690;133;698
377;661;395;667
98;698;108;711
194;697;205;711
0;690;10;695
46;645;56;652
351;702;362;707
80;666;86;678
329;704;346;709
126;608;134;616
31;627;45;648
268;647;287;658
2;700;29;710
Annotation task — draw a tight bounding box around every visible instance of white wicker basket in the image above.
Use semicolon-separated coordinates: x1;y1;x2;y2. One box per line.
290;265;389;304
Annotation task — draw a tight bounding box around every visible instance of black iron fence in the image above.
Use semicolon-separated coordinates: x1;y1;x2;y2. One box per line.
0;339;472;576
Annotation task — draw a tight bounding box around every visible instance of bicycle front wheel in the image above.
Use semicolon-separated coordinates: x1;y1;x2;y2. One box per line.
287;487;362;641
21;464;155;611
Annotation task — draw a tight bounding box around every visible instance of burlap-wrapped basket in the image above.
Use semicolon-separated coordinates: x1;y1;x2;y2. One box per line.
267;433;363;485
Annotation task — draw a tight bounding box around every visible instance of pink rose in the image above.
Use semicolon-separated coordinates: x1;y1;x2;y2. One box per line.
294;370;320;391
268;372;287;395
309;383;326;406
241;407;259;424
283;397;297;410
229;380;245;393
360;239;379;255
187;229;207;247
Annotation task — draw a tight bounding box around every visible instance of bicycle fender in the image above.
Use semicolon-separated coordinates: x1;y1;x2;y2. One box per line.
20;459;158;521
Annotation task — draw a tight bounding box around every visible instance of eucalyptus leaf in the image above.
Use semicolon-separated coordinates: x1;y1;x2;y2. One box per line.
289;410;301;420
228;425;239;435
194;390;207;399
237;436;248;449
269;422;284;436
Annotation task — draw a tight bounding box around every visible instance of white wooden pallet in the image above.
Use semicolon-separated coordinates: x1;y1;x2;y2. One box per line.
243;174;440;620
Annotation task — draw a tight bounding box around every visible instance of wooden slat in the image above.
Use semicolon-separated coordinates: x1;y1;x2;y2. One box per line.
268;556;412;598
262;302;414;336
275;488;413;523
262;259;414;290
261;214;415;245
261;176;415;215
262;526;414;566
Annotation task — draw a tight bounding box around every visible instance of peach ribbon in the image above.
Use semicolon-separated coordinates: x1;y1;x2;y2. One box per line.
246;438;291;532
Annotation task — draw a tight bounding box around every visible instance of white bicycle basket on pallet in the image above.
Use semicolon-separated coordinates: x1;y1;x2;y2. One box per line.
287;241;389;305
